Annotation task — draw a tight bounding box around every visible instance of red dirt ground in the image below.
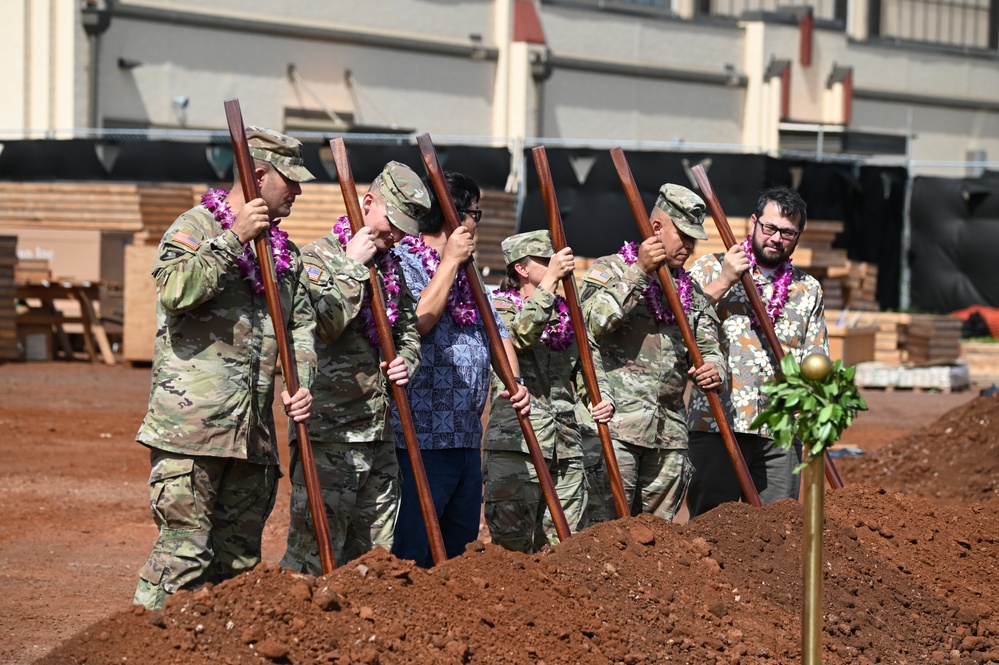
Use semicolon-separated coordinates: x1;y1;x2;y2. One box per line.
1;362;996;664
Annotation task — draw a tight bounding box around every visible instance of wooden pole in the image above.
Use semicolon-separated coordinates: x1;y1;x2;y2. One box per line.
531;146;630;520
802;452;825;664
610;148;761;508
223;99;336;574
416;133;572;541
688;164;845;490
329;138;447;566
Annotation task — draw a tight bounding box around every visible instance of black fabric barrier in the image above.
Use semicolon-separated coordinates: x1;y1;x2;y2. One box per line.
0;139;511;190
520;149;770;259
520;149;905;308
909;175;999;313
0;139;910;308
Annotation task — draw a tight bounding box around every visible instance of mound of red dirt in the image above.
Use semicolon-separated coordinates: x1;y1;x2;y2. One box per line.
841;394;999;503
38;486;999;665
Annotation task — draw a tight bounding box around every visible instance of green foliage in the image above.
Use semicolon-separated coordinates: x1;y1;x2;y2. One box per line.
750;354;868;472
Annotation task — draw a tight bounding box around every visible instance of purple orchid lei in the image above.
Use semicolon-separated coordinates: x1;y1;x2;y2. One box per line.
618;241;693;324
741;235;793;327
399;234;477;326
333;216;402;348
492;288;575;350
201;188;291;294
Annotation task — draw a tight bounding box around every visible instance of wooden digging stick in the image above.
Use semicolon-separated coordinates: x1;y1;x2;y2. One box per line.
610;147;762;508
416;133;572;541
223;99;336;574
330;138;447;565
532;146;630;520
689;164;845;490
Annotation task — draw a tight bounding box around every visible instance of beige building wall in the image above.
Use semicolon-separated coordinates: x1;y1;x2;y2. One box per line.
1;0;997;169
0;0;83;137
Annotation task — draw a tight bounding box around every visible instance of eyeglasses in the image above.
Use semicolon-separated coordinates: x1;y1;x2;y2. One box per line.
755;220;799;241
459;209;483;224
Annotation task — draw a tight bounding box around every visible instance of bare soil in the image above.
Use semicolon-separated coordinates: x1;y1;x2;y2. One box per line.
1;362;995;665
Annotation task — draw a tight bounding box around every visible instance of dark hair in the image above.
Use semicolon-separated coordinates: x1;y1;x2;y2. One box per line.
754;186;807;232
498;259;528;292
419;171;482;234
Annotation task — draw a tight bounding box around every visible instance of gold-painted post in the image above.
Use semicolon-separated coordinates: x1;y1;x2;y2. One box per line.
802;451;825;664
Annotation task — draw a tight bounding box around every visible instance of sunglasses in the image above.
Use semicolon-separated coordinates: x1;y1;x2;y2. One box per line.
460;209;483;224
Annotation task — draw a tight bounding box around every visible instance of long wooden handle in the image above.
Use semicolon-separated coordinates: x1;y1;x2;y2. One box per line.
416;133;571;542
610;148;761;508
330;138;447;565
223;99;336;574
532;146;630;520
689;165;845;490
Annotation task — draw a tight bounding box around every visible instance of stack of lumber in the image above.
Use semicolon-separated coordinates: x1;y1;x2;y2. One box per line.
827;310;964;366
0;182;145;233
905;313;963;364
827;310;909;364
826;261;878;310
791;220;849;269
134;184;205;245
14;258;51;282
0;236;17;361
960;341;999;384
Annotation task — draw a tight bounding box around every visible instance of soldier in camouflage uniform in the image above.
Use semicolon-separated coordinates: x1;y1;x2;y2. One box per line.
483;231;615;552
280;162;429;573
686;186;828;517
580;184;727;522
134;127;317;610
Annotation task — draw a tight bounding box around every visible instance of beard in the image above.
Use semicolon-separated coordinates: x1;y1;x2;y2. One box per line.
752;234;793;268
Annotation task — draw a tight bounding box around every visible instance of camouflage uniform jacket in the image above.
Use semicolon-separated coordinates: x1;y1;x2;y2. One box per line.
299;232;421;444
687;253;828;437
580;254;726;450
136;205;317;465
483;287;610;460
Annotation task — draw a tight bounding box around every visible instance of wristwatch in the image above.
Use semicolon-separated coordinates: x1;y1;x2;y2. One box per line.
513;376;525;385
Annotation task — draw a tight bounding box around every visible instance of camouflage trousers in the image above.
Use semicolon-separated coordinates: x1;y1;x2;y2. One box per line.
580;433;614;527
134;449;278;611
482;449;586;553
281;439;400;575
583;436;691;524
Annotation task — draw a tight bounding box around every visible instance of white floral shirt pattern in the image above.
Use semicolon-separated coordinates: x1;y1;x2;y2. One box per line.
686;253;828;437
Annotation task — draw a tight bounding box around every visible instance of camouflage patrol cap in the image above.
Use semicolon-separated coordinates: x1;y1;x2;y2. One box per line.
655;183;707;240
372;161;431;236
246;126;315;183
502;230;554;266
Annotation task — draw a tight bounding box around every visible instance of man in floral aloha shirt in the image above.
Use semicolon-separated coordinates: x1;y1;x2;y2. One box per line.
686;185;829;517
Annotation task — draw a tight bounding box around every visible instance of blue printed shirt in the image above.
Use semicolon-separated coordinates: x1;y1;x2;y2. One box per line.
392;245;509;450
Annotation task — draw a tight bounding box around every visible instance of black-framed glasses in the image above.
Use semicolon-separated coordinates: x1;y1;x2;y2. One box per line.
755;220;799;241
459;209;483;224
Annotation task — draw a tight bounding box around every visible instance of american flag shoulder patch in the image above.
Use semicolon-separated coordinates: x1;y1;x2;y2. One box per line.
493;298;513;310
585;268;613;285
305;265;323;282
171;231;202;250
